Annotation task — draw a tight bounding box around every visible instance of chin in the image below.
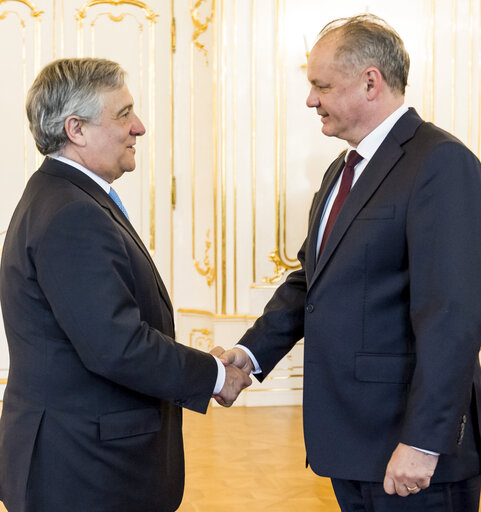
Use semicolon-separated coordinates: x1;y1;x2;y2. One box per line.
121;162;136;173
321;126;336;138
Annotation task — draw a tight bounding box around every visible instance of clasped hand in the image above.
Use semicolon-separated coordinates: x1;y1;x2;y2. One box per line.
210;346;254;407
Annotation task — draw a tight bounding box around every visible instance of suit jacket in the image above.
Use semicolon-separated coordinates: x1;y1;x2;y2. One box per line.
239;108;481;483
0;157;218;512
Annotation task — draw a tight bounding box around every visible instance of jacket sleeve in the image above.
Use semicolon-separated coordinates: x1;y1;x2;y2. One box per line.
35;200;217;414
237;191;322;379
401;141;481;454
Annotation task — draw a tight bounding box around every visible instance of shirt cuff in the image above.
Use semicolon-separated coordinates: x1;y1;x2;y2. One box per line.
235;344;262;374
411;446;440;456
212;356;226;395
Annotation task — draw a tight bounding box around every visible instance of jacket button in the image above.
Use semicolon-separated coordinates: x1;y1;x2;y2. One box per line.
306;304;314;313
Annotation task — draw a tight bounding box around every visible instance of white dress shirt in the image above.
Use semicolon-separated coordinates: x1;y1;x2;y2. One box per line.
315;104;409;258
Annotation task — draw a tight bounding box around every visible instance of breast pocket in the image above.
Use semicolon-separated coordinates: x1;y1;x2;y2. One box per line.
356;205;395;220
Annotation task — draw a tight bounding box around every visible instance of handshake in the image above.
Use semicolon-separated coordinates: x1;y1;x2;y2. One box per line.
209;346;254;407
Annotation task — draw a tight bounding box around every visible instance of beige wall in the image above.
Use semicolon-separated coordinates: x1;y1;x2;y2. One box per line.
1;0;480;404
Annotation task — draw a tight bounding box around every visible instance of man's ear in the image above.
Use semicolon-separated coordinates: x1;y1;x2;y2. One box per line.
364;67;383;100
64;116;87;146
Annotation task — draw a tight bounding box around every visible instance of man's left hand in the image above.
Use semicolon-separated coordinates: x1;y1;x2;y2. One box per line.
383;442;439;497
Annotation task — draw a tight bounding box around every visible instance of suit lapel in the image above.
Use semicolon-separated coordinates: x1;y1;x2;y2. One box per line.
310;108;424;287
305;154;346;282
39;158;174;319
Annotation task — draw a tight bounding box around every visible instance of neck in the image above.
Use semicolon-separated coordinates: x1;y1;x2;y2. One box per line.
349;96;405;147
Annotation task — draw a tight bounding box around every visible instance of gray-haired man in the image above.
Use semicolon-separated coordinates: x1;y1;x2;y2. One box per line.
0;58;250;512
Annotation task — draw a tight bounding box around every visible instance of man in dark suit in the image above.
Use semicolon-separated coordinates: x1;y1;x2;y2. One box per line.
214;14;481;511
0;58;251;512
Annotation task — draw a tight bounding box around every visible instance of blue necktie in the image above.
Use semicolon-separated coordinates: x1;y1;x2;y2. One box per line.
109;187;130;220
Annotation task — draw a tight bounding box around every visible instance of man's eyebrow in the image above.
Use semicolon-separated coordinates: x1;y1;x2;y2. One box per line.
309;79;328;87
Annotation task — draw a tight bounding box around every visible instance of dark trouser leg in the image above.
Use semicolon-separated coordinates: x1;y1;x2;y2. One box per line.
331;476;481;512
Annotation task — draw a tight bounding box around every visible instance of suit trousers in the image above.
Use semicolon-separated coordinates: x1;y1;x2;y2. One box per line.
331;476;481;512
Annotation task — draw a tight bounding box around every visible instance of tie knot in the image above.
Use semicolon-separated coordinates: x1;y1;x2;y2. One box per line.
345;150;363;169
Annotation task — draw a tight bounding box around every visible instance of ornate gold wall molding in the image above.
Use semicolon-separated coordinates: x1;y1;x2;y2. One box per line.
0;0;42;18
262;249;297;285
188;0;219;305
250;0;257;284
262;0;300;285
231;0;238;313
219;0;227;313
0;0;42;182
194;230;215;286
189;328;214;351
190;0;217;291
170;0;175;296
89;12;143;55
0;9;23;22
178;308;257;320
191;0;214;64
212;0;219;313
75;0;158;23
91;11;141;25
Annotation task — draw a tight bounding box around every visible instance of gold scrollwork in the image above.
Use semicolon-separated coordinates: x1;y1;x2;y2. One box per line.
91;11;142;26
262;249;299;285
194;230;215;286
189;328;213;352
190;0;213;63
76;0;158;23
0;0;43;18
0;10;25;25
262;0;301;285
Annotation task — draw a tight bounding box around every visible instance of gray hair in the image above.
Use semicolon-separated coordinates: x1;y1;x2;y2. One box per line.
318;14;410;95
26;58;125;155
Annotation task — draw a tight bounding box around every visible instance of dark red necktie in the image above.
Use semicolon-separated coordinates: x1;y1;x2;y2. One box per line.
318;150;363;257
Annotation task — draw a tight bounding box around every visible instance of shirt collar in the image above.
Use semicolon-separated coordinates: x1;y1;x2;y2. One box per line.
50;155;111;194
347;104;409;162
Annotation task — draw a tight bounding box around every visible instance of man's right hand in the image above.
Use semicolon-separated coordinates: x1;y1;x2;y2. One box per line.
212;346;255;374
213;364;252;407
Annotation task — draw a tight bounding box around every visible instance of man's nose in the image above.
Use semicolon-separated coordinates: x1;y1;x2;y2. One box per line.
131;113;146;136
306;87;319;108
